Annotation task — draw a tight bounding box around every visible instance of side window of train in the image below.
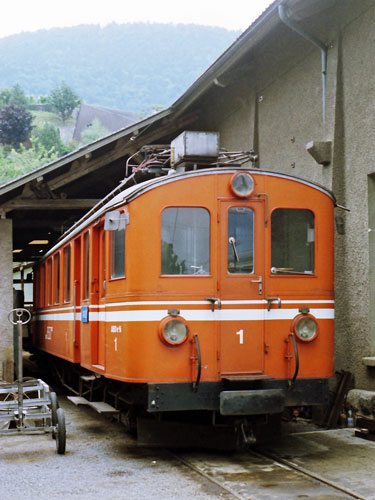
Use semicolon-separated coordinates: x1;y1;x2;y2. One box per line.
63;245;71;303
40;263;45;307
271;209;315;275
83;231;90;299
227;207;254;274
47;258;52;305
111;226;125;279
161;207;210;275
54;253;60;304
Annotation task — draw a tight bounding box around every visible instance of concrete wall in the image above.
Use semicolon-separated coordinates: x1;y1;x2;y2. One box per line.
0;219;14;381
193;1;375;389
336;2;375;388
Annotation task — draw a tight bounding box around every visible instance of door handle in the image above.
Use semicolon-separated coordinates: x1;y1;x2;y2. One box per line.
251;275;263;295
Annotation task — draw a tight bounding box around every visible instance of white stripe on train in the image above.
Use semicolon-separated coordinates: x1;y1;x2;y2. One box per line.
35;307;334;322
35;299;335;315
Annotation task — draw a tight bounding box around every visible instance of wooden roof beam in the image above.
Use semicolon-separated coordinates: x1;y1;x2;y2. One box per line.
1;199;100;210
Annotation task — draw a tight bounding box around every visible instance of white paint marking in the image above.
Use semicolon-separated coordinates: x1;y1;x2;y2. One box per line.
236;329;244;344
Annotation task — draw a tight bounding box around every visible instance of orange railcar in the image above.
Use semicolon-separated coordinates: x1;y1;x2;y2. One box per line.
33;166;334;431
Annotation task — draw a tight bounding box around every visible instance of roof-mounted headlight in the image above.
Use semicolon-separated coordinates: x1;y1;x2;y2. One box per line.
230;172;254;198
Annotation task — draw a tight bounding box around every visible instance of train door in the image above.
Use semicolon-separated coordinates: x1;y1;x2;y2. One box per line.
90;225;106;370
97;227;106;368
73;238;81;354
218;200;265;376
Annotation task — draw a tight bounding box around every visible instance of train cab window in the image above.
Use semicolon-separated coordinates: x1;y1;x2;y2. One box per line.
54;253;60;304
227;207;254;274
63;246;71;303
111;227;125;278
161;207;210;275
271;209;315;275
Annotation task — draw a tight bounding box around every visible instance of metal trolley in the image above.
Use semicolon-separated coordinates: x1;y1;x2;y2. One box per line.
0;308;66;454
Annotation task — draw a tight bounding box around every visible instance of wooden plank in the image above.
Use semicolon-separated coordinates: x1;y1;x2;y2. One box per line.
325;370;353;429
88;401;119;414
67;396;89;406
80;375;97;381
356;416;375;433
355;429;375;441
2;199;101;210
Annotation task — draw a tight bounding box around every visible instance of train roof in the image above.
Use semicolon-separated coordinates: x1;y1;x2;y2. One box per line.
40;167;335;261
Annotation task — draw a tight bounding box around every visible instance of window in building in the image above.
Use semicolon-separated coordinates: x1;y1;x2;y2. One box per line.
111;227;125;279
161;207;210;275
54;253;60;304
271;209;315;275
63;245;71;303
227;207;254;274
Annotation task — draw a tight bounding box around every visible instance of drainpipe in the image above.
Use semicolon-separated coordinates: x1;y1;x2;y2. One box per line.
278;4;328;125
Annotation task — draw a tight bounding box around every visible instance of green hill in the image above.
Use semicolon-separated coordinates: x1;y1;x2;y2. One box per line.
0;23;240;114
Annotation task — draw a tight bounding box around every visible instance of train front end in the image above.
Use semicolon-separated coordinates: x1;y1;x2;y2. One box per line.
100;167;334;427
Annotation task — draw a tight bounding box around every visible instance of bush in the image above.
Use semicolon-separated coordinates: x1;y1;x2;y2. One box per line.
0;104;33;148
0;140;60;185
33;123;74;156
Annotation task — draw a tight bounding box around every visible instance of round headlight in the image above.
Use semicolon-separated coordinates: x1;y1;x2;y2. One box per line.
159;317;188;346
293;315;318;342
230;172;254;197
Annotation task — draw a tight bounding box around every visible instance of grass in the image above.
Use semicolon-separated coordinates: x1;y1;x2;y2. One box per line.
31;110;76;129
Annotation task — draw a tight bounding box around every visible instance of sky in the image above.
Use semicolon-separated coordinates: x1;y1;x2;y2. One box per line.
0;0;274;39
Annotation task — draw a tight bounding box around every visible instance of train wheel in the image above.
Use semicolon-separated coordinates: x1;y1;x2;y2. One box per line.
55;408;66;455
123;409;137;435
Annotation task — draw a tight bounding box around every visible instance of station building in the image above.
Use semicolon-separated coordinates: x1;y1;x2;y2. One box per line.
1;0;375;391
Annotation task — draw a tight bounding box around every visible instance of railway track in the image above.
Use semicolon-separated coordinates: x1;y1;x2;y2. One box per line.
169;448;368;500
22;379;372;500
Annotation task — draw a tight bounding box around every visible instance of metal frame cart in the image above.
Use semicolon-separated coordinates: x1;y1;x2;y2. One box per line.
0;308;66;454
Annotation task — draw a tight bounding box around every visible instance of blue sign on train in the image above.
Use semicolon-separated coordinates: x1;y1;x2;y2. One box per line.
81;305;89;323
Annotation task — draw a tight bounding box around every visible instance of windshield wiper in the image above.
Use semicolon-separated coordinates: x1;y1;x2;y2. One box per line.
228;236;240;262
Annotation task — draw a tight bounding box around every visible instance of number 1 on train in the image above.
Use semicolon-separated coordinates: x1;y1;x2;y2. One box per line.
236;329;244;344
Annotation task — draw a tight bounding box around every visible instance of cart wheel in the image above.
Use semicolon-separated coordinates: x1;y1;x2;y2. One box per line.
55;408;66;455
49;392;59;439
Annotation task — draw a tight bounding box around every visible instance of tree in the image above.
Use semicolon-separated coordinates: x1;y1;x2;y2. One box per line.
33;123;74;156
49;81;80;123
0;104;33;148
10;84;29;107
0;89;13;109
0;84;29;109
